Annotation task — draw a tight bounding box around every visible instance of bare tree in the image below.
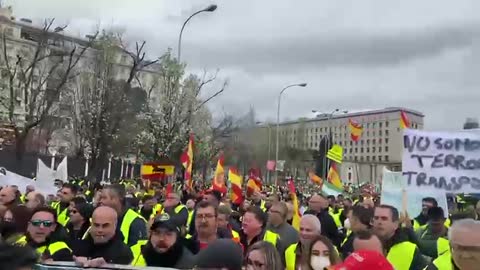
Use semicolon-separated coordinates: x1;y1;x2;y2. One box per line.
70;31;156;178
0;19;97;160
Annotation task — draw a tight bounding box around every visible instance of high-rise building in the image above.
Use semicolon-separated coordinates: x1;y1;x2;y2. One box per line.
249;107;424;184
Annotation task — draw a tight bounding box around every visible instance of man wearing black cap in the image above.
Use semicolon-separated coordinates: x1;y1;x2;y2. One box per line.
130;213;195;268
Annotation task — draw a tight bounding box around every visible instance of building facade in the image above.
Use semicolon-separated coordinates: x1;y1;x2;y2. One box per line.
252;107;424;184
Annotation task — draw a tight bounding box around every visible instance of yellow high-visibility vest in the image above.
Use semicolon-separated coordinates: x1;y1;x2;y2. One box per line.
130;240;148;266
285;243;297;270
386;241;416;270
120;209;147;245
53;203;69;227
263;230;279;247
437;238;450;258
15;235;71;257
431;250;452;270
186;210;194;231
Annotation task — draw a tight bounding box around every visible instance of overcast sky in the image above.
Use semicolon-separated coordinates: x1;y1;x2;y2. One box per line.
7;0;480;130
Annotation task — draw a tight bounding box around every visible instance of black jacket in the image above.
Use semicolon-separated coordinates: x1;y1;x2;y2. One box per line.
25;234;73;262
385;229;428;270
65;222;90;250
339;231;355;259
73;233;133;265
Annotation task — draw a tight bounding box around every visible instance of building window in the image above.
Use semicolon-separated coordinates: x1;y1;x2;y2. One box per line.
379;156;382;161
378;147;382;152
366;147;370;153
372;131;375;136
354;156;358;161
349;148;352;153
372;156;376;161
379;130;382;136
361;140;364;145
385;146;389;152
367;139;370;145
386;121;389;127
379;122;383;128
372;146;376;153
361;147;364;153
372;139;376;144
385;138;389;144
379;138;382;144
385;155;389;161
316;128;318;132
385;130;389;136
366;156;370;161
350;141;353;146
360;156;364;162
355;148;358;153
367;131;370;136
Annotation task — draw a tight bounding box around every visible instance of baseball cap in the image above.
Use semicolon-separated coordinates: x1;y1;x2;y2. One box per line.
327;250;394;270
151;213;179;232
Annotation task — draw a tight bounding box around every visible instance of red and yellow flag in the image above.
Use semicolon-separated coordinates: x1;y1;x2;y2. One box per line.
308;171;323;186
349;119;363;142
229;167;243;205
327;162;343;190
287;179;301;231
180;133;194;189
400;111;410;129
246;168;262;197
212;152;227;194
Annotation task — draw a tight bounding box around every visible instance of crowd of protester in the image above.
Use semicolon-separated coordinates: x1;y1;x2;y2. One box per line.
0;178;479;270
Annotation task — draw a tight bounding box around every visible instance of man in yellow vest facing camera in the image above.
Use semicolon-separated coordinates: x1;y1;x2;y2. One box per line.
373;205;427;270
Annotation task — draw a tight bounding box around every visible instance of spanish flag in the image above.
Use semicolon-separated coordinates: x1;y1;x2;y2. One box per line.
246;168;262;197
400;111;410;129
309;171;323;186
212;152;227;194
327;162;343;190
229;167;243;205
348;119;363;142
180;133;194;189
287;179;301;231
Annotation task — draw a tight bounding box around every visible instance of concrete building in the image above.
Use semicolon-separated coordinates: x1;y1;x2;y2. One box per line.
252;107;424;184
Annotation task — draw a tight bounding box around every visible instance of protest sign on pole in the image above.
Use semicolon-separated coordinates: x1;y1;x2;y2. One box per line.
402;129;480;194
381;168;448;218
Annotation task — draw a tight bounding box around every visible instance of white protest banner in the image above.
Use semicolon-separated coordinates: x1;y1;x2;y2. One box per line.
0;167;57;195
402;129;480;194
381;168;448;217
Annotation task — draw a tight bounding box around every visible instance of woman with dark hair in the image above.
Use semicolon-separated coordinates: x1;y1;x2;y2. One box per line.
303;235;342;270
245;241;283;270
1;205;31;243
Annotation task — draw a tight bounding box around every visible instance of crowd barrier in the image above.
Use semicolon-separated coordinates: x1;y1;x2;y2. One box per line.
34;262;178;270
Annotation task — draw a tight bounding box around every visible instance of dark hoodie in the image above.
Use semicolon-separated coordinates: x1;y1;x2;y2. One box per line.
384;229;428;270
73;233;133;265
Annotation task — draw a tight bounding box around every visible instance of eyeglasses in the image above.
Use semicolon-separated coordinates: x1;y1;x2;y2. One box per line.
30;220;54;228
196;214;216;220
247;258;264;268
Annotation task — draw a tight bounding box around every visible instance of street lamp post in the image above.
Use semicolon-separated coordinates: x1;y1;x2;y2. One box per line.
178;4;217;62
256;122;273;184
275;83;307;185
312;109;348;178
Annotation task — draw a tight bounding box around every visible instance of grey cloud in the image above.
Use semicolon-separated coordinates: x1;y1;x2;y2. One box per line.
183;23;480;74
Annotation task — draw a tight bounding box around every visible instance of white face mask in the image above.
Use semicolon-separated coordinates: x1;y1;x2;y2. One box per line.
344;218;351;230
310;255;331;270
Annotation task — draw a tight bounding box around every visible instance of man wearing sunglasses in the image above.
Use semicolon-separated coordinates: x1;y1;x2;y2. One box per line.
14;206;73;262
130;213;195;268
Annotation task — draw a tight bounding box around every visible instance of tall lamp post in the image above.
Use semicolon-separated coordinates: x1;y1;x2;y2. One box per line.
256;121;272;184
312;109;348;178
275;83;308;185
178;4;217;62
